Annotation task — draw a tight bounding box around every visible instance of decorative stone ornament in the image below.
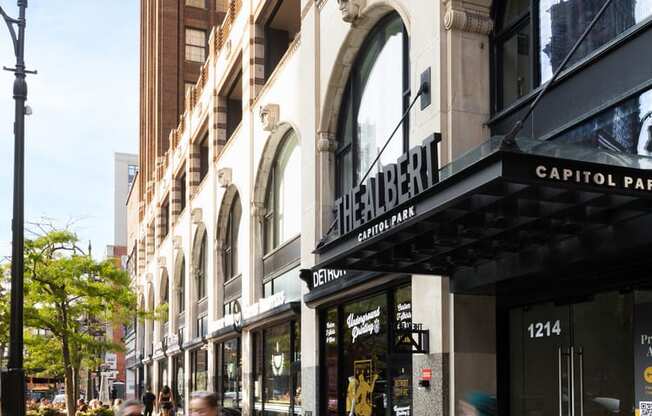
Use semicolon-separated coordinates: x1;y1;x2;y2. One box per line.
191;208;203;224
317;131;337;153
157;256;166;267
337;0;365;23
251;201;266;220
260;103;280;132
217;167;232;188
443;8;493;35
173;236;182;249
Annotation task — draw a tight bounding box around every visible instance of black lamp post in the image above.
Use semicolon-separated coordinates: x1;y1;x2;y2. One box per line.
0;2;35;416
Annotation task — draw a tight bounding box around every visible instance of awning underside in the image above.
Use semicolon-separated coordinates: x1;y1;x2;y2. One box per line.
314;139;652;280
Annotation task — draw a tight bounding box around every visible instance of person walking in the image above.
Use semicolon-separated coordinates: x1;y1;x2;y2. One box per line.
142;386;156;416
117;399;143;416
189;391;218;416
158;386;175;414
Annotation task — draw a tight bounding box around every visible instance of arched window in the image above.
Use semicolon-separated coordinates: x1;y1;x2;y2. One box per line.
495;0;652;110
196;233;208;300
336;12;409;196
264;130;301;253
178;257;185;314
224;193;242;280
161;274;169;325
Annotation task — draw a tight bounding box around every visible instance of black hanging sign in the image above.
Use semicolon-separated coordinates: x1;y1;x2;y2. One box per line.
393;323;429;354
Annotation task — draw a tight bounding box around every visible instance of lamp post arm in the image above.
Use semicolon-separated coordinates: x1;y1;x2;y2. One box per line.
0;6;18;58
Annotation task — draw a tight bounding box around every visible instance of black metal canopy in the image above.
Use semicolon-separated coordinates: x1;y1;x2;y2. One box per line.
313;137;652;291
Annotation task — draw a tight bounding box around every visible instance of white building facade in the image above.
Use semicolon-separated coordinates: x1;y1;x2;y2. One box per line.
128;0;497;415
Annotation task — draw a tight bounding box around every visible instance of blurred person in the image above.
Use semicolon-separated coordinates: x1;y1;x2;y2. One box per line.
118;399;144;416
113;398;124;413
142;386;156;416
189;391;218;416
460;391;497;416
159;401;174;416
158;385;175;412
75;404;89;416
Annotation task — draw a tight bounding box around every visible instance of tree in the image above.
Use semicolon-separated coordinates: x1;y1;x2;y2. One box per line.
22;229;138;416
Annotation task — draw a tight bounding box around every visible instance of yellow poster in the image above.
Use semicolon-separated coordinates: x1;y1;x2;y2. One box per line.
346;360;379;416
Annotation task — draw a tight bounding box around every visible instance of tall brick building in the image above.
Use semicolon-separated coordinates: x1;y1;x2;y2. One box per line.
139;1;225;200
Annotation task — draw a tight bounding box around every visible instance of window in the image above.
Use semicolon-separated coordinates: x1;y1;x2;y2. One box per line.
263;267;301;300
253;321;301;415
178;257;186;314
177;168;187;214
128;164;138;189
162;277;169;325
264;130;301;253
335;13;409;197
160;196;170;241
199;133;209;183
224;193;242;281
226;70;243;140
196;233;208;300
197;315;208;338
185;28;207;63
185;0;205;8
495;0;652;110
263;0;301;80
191;348;208;391
553;88;652;156
320;285;412;416
219;338;242;409
173;355;185;411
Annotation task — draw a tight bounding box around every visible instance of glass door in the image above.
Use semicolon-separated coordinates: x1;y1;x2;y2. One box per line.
508;291;634;416
510;301;572;416
571;292;633;416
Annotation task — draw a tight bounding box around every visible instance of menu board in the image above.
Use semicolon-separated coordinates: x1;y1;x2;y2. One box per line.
635;302;652;415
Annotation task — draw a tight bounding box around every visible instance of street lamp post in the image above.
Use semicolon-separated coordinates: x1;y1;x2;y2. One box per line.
0;1;35;416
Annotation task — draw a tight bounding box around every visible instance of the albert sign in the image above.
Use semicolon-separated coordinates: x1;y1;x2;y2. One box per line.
335;134;441;237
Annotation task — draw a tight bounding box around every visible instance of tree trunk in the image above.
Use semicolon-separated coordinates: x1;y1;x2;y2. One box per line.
72;365;80;406
62;336;77;416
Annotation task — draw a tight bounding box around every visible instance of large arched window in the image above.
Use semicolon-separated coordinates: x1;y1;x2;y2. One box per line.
495;0;652;110
177;257;185;314
264;130;301;253
336;12;409;196
196;232;208;300
224;193;242;280
161;273;169;326
223;192;242;316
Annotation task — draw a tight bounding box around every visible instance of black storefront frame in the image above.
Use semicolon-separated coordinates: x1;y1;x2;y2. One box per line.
494;274;652;416
251;319;301;415
171;353;185;413
318;278;412;416
214;336;242;411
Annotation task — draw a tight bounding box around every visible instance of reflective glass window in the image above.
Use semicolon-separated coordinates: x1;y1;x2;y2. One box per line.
336;12;408;196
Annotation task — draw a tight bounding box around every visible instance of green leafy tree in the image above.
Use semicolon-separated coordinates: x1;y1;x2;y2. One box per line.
22;230;137;416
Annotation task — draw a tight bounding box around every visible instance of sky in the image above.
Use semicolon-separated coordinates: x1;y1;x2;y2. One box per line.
0;1;139;261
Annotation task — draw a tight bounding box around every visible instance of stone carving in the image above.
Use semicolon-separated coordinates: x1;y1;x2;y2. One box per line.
337;0;365;23
157;256;166;267
317;131;337;153
251;202;266;220
173;236;182;249
443;8;493;35
260;103;280;132
217;167;232;188
191;208;203;224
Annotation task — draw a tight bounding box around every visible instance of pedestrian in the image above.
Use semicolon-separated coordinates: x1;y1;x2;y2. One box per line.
189;391;218;416
159;401;174;416
158;385;175;412
142;386;157;416
113;399;124;413
118;399;144;416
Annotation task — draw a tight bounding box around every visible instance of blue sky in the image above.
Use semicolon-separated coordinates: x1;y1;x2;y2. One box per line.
0;1;138;260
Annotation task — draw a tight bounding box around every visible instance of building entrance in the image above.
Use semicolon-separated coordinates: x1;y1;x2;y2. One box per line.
509;291;634;416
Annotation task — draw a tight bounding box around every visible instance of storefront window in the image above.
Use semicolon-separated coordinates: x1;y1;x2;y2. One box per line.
336;12;408;196
495;0;652;109
253;321;301;415
220;338;242;409
173;354;185;412
553;88;652;156
321;285;412;416
158;359;168;393
192;348;208;391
